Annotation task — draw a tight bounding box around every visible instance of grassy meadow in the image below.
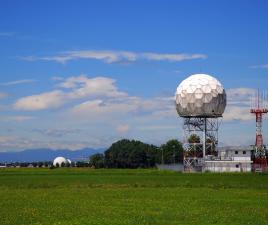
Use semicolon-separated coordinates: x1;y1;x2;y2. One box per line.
0;168;268;225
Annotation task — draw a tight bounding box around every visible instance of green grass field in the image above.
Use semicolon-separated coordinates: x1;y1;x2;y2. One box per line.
0;169;268;225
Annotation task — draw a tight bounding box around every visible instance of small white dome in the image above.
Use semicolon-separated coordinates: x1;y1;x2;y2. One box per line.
67;159;72;165
53;157;67;167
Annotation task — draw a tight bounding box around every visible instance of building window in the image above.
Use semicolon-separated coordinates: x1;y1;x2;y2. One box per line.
235;151;238;154
236;164;239;168
243;151;246;154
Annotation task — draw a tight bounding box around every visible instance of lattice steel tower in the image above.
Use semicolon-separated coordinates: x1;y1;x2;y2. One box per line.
250;90;268;169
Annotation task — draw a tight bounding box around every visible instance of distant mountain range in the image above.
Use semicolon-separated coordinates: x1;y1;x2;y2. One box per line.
0;148;105;162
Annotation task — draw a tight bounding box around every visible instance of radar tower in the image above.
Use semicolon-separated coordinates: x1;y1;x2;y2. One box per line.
175;74;226;172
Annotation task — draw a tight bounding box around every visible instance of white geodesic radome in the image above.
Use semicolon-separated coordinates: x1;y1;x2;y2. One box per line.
175;74;226;117
53;156;68;167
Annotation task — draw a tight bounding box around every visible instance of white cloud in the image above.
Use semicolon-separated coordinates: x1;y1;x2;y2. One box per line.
223;106;253;121
21;50;207;64
12;75;259;152
0;136;16;143
0;135;114;151
70;99;135;119
51;76;64;81
13;76;258;125
223;88;257;121
250;64;268;69
116;124;130;134
138;125;178;131
65;50;137;63
141;53;206;62
0;32;15;37
0;136;38;151
68;95;176;122
10;116;35;122
14;76;127;111
227;88;255;97
7;74;263;150
0;136;45;151
14;90;66;110
34;128;81;137
0;92;8;99
227;88;255;106
0;116;35;122
58;75;89;88
0;79;35;86
61;75;127;98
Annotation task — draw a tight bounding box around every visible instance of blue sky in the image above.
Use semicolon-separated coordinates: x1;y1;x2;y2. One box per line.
0;0;268;151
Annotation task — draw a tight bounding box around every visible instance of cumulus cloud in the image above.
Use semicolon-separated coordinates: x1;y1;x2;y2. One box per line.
69;95;176;121
70;99;136;120
14;76;127;111
12;74;179;151
14;90;66;110
12;75;177;134
7;75;263;150
20;50;207;64
13;75;257;126
61;75;127;98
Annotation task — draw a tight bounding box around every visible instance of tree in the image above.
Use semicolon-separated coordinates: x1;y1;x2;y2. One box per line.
37;162;44;167
188;134;200;143
89;153;105;168
160;139;183;164
187;135;217;156
76;161;89;167
206;137;217;155
104;139;160;168
186;134;202;156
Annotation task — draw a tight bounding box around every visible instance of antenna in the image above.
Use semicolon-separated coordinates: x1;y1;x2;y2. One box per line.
258;88;260;109
250;89;268;171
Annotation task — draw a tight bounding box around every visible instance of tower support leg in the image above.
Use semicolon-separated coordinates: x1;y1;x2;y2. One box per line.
203;118;206;159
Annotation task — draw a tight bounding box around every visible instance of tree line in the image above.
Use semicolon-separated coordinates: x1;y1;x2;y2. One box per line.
1;134;214;169
89;139;183;169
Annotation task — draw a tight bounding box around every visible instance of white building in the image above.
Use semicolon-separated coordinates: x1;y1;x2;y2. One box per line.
204;148;252;172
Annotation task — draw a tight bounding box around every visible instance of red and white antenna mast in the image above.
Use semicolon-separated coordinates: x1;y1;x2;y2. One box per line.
250;89;268;170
